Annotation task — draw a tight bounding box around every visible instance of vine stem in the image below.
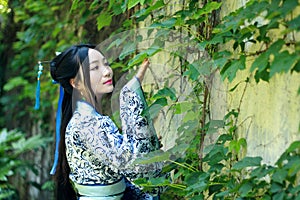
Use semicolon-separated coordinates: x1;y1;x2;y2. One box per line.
198;84;209;171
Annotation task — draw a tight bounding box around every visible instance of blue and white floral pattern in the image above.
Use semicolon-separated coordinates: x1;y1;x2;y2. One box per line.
65;77;161;198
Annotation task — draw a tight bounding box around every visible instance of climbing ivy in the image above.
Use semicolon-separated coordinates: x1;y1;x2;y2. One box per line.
0;0;299;199
203;0;300;83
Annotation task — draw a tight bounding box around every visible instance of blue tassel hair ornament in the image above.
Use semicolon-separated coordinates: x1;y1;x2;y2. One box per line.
34;52;63;175
50;84;64;175
34;61;43;110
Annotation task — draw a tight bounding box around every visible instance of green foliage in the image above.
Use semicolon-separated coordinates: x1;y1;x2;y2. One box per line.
119;0;300;199
0;128;51;199
203;0;300;83
135;122;300;199
1;0;299;198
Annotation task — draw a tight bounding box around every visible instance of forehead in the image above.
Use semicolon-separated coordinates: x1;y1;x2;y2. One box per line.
88;49;104;61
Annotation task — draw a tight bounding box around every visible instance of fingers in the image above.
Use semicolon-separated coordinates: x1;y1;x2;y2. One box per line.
141;58;150;69
136;58;150;82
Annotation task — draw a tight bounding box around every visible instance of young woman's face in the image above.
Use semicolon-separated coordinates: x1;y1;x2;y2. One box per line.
88;49;114;96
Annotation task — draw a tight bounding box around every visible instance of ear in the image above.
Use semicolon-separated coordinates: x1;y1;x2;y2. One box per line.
69;78;76;88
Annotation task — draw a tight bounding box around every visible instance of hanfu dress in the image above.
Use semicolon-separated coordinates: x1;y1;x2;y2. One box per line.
65;77;161;200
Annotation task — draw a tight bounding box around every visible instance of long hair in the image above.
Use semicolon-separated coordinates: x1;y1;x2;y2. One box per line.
50;44;96;200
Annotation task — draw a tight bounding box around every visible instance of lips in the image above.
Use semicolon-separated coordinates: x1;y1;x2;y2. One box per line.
103;79;113;85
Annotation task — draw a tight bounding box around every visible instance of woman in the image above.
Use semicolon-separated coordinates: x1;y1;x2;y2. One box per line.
50;44;162;200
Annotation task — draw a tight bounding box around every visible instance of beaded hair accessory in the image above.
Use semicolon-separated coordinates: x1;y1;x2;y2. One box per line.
34;61;44;110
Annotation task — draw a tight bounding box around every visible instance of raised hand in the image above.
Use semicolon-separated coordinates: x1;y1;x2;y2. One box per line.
136;58;150;83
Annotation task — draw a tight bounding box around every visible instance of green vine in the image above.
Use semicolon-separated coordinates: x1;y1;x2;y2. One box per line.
0;0;299;199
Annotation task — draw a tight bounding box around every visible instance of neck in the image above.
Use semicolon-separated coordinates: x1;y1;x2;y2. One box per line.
95;95;103;114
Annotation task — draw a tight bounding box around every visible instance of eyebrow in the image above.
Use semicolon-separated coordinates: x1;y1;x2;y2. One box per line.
89;57;107;65
89;60;99;65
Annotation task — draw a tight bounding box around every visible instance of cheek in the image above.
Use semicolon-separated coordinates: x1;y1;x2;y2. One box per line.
90;72;102;84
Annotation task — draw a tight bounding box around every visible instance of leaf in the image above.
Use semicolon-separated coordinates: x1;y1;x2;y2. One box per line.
279;0;299;17
212;50;232;68
133;150;170;164
251;38;285;72
207;120;224;135
119;42;136;60
221;55;246;82
127;52;147;67
192;2;222;19
41;180;55;191
172;101;192;114
250;51;269;72
183;63;200;80
287;15;300;31
0;129;23;145
152;87;176;101
254;65;270;83
250;164;274;179
270;51;298;77
228;80;243;92
268;39;285;54
133;0;165;19
144;98;168;119
0;190;15;199
238;138;247;150
285;140;300;153
145;45;162;56
127;0;141;10
238;182;252;197
96;12;112;30
287;157;300;177
276;141;300;166
273;192;285;200
272;168;288;183
11;134;51;154
182;111;198;123
3;77;29;91
292;60;300;72
270;182;282;193
186;181;207;193
232;156;262;170
150;18;177;28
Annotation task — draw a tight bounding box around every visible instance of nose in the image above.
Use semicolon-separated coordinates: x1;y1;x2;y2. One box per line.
102;66;112;77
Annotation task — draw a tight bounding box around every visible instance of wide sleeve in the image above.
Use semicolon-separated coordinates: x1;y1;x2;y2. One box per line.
119;76;160;153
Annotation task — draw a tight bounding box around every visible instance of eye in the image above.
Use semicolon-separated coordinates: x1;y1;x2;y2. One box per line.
91;65;99;71
104;62;110;66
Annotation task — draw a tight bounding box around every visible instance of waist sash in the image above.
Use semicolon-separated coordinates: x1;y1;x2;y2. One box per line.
75;178;126;200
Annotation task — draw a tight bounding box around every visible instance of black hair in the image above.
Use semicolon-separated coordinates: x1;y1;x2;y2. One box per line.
50;44;96;200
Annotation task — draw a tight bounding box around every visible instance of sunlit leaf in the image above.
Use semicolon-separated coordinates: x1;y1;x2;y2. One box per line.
128;0;144;10
96;11;112;30
127;52;147;67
